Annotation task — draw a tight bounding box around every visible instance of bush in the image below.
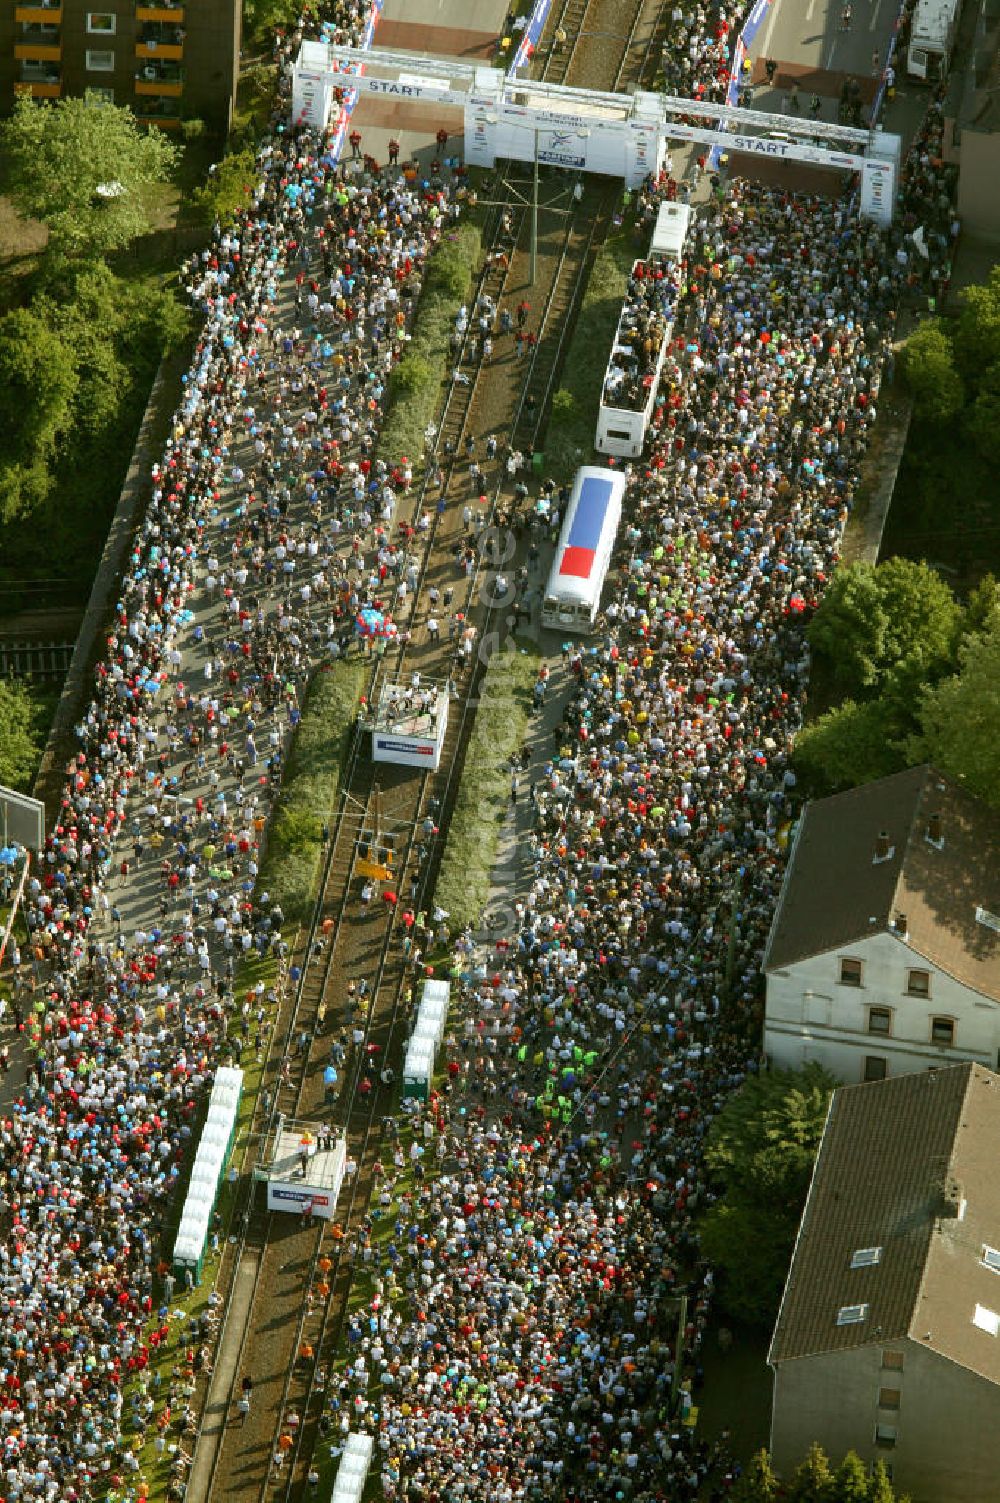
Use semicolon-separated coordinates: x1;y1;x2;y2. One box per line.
435;645;539;930
378;222;483;466
260;662;367;927
550;388;576;423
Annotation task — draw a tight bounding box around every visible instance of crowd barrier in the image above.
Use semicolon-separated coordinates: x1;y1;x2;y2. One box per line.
173;1065;244;1280
402;978;451;1101
330;1431;375;1503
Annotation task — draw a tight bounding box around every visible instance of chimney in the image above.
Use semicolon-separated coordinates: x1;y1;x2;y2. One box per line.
874;830;892;863
894;912;908;937
926;811;943;845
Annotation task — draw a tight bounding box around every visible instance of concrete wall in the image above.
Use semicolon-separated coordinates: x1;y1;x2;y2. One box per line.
772;1340;1000;1502
764;930;1000;1082
958;129;1000;242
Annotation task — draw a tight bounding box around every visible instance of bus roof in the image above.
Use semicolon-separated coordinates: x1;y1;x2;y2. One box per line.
557;470;623;583
649;202;691;262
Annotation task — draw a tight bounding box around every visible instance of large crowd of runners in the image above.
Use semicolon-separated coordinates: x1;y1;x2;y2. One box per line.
0;0;962;1498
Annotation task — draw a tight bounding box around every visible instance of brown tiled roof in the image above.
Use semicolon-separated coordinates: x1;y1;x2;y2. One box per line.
769;1063;1000;1385
764;765;1000;1001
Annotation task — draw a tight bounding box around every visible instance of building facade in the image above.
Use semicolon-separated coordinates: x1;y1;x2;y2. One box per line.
0;0;241;130
763;766;1000;1084
770;1063;1000;1502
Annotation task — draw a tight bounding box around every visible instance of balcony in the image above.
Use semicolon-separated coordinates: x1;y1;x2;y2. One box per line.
136;19;183;59
15;65;61;96
15;20;61;59
136;4;184;19
14;3;62;21
135;62;183;95
15;41;61;59
136;100;181;127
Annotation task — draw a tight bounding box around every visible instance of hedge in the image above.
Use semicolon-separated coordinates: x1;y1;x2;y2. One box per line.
378;221;484;467
260;660;367;927
434;644;539;931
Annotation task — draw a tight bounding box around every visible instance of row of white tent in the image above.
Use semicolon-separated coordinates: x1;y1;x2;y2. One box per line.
402;978;451;1101
172;1065;244;1277
330;1431;374;1503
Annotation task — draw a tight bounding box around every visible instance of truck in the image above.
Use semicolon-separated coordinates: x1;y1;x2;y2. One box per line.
906;0;962;82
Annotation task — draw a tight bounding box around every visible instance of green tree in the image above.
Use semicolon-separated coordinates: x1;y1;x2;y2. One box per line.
808;558;961;700
191;147;259;228
698;1065;836;1324
909;609;1000;807
733;1450;779;1502
867;1459;899;1503
0;679;51;790
834;1450;872;1502
792;698;907;796
952;264;1000;388
0;307;78;470
898;317;963;424
0;93;179;258
966;361;1000;464
787;1442;836;1503
962;573;1000;638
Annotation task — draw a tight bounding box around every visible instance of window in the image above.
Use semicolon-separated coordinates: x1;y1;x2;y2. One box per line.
868;1006;892;1036
983;1246;1000;1274
878;1388;901;1410
85;48;115;70
976;906;1000;933
86;11;115;31
906;969;930;998
931;1017;955;1047
864;1056;887;1082
851;1246;882;1269
837;1303;868;1326
874;1424;897;1449
882;1350;904;1371
840;958;863;987
973;1304;1000;1336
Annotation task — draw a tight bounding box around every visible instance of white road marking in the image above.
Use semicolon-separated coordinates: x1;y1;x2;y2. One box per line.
870;0;884;30
760;0;780;56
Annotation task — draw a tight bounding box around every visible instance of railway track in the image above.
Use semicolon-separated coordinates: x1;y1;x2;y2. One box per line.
538;0;674;94
189;171;609;1503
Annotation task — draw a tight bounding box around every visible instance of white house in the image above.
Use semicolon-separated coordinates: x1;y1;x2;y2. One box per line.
763;766;1000;1083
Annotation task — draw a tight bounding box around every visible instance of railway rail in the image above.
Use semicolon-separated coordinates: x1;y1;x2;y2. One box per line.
188;165;613;1503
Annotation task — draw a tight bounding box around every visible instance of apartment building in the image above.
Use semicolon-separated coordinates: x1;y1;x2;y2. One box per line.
0;0;241;129
770;1062;1000;1502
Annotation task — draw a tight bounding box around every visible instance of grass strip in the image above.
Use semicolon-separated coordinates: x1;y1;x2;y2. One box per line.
434;644;540;930
261;660;367;928
545;228;636;480
378;221;484;467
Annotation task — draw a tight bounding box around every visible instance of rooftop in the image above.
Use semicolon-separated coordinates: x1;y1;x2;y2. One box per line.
764;765;1000;1001
770;1062;1000;1384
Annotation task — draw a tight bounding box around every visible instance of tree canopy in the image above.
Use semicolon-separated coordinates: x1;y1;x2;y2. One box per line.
898;317;963;425
0;93;179;257
0;679;53;791
792;697;909;797
909;607;1000;808
808;557;962;702
698;1064;836;1324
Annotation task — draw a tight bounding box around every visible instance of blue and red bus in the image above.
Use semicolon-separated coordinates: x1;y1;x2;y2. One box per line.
541;466;626;633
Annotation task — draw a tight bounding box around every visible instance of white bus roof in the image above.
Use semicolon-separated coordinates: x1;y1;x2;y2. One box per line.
649;202;691;262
